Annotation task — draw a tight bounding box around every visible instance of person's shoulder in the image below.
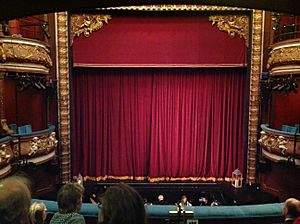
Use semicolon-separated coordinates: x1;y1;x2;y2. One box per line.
49;212;61;223
68;213;86;224
50;212;85;224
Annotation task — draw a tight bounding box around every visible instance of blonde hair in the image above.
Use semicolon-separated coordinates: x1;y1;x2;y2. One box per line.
29;202;47;224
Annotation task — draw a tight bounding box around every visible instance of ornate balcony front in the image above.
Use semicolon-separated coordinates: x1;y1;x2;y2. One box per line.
267;39;300;76
259;124;300;167
0;36;52;74
0;136;14;178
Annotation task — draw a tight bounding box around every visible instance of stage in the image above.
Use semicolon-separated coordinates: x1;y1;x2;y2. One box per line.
82;181;279;206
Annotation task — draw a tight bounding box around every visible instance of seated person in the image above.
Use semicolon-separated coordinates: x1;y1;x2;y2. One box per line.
210;200;221;206
143;198;152;205
156;194;167;205
179;195;192;207
0;176;31;224
198;196;208;206
282;198;300;224
98;183;146;224
29;202;47;224
49;183;86;224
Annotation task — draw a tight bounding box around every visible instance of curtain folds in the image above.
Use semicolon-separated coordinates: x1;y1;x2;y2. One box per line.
72;68;247;182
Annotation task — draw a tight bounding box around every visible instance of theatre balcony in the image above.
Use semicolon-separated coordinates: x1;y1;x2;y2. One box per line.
0;36;52;74
0;15;59;196
258;13;300;201
259;124;300;166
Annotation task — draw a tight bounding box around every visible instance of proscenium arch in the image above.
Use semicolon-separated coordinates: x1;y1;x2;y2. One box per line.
56;7;263;184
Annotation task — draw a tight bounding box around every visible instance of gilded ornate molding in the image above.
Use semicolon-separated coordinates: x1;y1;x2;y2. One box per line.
0;143;12;166
0;37;52;74
101;5;250;11
56;12;71;183
259;131;293;156
247;10;264;184
70;14;111;44
209;15;249;46
0;140;13;178
267;41;300;75
258;126;300;167
28;132;58;157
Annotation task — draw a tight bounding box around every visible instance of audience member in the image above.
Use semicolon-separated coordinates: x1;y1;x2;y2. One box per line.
98;183;146;224
29;202;47;224
49;182;86;224
179;195;192;207
210;200;220;206
282;198;300;224
143;198;152;205
157;194;168;205
0;176;31;224
198;197;208;206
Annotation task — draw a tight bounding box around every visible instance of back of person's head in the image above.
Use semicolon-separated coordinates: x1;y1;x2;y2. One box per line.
29;202;47;224
0;176;31;224
98;183;145;224
283;198;300;218
57;182;84;214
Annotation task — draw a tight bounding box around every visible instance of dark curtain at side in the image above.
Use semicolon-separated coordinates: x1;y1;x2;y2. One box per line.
71;68;247;181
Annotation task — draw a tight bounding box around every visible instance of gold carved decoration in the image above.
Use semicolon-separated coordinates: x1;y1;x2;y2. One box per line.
70;14;111;45
259;131;293;156
267;45;300;70
28;132;58;157
0;39;52;68
247;10;264;184
209;15;249;46
56;12;71;183
102;4;249;11
0;143;12;165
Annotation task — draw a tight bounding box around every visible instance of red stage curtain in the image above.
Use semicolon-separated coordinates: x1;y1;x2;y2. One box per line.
71;68;247;182
72;15;247;67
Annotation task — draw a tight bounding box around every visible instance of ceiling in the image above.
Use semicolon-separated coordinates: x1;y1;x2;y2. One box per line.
0;0;299;20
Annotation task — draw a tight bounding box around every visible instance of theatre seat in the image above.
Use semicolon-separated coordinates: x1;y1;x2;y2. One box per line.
18;125;32;134
8;124;17;134
281;124;299;133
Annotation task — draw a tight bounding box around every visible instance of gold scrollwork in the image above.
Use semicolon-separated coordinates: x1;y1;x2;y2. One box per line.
0;42;52;68
259;131;292;156
0;44;5;62
28;132;58;157
0;143;12;165
70;14;111;44
209;15;249;46
267;46;300;70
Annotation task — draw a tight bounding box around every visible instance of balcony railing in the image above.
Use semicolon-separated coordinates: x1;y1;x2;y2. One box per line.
274;23;300;43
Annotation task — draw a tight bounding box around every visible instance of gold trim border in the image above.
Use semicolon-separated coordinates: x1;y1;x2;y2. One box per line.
56;12;71;183
247;10;263;184
100;4;250;11
84;175;235;182
56;6;262;184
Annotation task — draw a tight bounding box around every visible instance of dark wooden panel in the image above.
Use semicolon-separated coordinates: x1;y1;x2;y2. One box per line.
259;161;300;201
